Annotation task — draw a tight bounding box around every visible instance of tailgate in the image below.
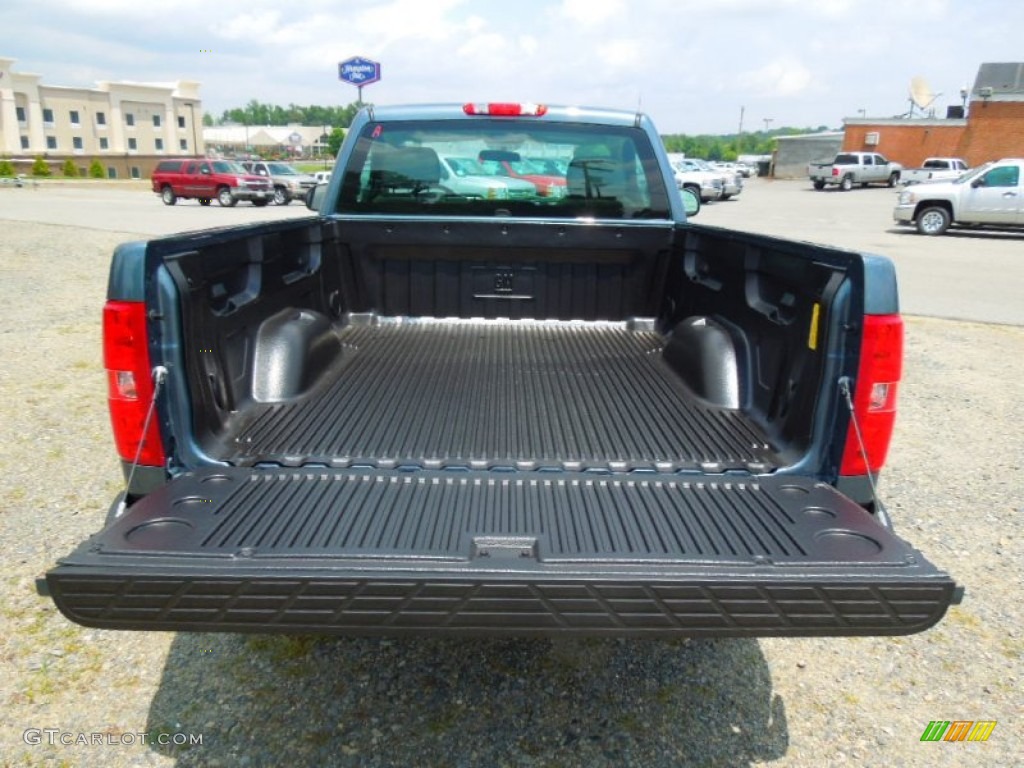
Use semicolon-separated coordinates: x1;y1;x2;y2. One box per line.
46;468;957;637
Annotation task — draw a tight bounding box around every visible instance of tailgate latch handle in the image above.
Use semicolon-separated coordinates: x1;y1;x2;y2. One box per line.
471;536;539;561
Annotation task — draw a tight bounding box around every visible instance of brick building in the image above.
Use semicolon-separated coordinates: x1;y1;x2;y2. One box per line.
0;56;204;179
841;62;1024;168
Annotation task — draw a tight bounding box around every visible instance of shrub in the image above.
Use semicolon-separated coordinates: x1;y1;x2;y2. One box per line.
31;156;51;177
62;159;79;178
88;159;105;178
0;157;15;177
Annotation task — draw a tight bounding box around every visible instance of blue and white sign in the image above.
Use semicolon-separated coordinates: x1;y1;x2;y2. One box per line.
338;57;381;87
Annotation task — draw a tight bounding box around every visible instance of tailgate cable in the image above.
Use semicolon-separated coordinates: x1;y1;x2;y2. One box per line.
839;376;891;529
114;365;168;520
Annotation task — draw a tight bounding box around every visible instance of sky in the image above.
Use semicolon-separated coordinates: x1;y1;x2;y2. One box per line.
2;0;1022;135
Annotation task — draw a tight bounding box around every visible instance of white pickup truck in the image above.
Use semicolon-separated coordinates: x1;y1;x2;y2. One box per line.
809;152;903;191
899;157;969;186
893;158;1024;235
667;157;724;202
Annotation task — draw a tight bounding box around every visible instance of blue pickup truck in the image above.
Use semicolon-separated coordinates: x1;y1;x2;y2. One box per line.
42;103;957;638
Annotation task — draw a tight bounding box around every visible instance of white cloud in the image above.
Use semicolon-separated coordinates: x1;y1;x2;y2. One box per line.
3;0;1020;134
558;0;624;26
808;0;856;18
457;32;509;60
216;11;283;41
353;0;468;49
465;15;488;34
600;40;642;69
741;57;814;98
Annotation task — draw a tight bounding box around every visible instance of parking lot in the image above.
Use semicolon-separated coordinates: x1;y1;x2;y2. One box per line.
1;181;1021;767
5;177;1022;325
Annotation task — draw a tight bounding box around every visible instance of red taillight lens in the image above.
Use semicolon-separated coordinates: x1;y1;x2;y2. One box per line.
463;102;548;117
840;314;903;475
832;168;840;177
103;300;165;466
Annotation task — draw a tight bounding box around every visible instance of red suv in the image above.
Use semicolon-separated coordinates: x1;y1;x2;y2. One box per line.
151;159;274;207
478;151;568;198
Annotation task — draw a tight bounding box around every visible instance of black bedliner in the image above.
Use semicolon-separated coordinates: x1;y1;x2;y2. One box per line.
222;318;780;473
46;467;957;637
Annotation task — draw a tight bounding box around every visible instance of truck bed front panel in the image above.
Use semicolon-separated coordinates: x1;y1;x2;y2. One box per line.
47;468;956;637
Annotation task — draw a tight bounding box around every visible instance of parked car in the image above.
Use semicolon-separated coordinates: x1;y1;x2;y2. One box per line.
809;152;903;191
150;158;274;207
526;157;569;176
478;151;568;198
241;160;318;205
697;159;744;200
735;161;757;178
899;157;969;186
670;158;724;202
893;158;1024;235
437;155;538;199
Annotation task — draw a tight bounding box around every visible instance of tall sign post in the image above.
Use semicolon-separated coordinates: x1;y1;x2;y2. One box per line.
338;57;381;105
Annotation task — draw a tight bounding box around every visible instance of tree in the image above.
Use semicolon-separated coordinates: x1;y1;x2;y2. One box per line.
62;159;79;178
0;157;14;177
202;113;215;127
218;100;364;129
327;127;345;157
660;127;830;159
31;156;51;177
88;159;105;178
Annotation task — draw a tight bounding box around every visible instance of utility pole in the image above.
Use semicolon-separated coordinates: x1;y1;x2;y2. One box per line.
738;105;745;135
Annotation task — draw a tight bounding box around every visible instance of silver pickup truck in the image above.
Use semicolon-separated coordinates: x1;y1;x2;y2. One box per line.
242;160;318;205
894;158;1024;234
900;157;969;186
809;152;903;191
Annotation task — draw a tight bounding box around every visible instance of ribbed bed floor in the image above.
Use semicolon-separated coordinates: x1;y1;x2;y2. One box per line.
225;319;781;472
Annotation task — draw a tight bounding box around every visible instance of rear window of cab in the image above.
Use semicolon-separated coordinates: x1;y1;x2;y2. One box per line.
335;119;672;220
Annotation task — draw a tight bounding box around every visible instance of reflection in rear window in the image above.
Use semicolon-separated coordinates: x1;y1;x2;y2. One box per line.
212;161;246;174
335;119;671;220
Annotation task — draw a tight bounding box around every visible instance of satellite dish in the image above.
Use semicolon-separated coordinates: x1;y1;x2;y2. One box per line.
910;76;939;110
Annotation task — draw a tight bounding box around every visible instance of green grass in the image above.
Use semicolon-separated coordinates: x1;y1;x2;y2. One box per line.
295;162;332;173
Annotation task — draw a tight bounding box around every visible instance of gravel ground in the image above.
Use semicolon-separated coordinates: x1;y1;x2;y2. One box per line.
0;220;1021;767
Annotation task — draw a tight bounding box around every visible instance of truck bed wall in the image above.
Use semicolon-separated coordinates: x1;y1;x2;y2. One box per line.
158;218;857;472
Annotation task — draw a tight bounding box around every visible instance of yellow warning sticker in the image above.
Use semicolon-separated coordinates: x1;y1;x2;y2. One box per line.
808;302;821;351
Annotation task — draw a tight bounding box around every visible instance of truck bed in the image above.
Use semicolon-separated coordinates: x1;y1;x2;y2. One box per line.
221;317;780;473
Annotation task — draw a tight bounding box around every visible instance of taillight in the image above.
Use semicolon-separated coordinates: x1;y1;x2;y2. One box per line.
832;168;840;177
840;314;903;475
103;300;166;466
463;103;548;117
